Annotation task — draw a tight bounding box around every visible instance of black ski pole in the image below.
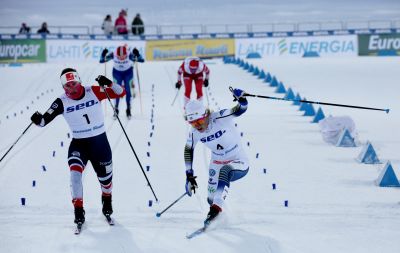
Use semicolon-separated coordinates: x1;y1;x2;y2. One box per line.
230;87;390;113
0;122;33;163
103;86;159;202
156;192;187;217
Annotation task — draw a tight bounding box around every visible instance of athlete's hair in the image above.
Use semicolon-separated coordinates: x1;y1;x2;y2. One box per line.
60;68;77;77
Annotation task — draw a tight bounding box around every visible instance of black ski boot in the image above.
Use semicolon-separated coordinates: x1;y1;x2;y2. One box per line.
204;204;221;226
74;207;85;224
102;195;113;216
126;108;131;119
113;108;119;120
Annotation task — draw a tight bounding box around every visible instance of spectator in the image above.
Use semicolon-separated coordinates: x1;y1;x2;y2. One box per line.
115;9;128;35
37;22;50;34
131;13;144;35
102;15;113;35
19;23;31;34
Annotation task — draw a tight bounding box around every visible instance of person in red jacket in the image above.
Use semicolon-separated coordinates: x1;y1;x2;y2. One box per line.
115;9;128;35
175;57;210;106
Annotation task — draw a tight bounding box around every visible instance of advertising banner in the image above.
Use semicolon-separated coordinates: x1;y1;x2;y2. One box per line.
46;40;146;62
358;34;400;56
146;39;235;61
0;39;46;63
235;35;358;58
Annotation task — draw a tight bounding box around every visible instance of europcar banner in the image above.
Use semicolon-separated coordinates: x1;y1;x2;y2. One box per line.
358;34;400;56
146;39;235;61
236;35;357;58
0;39;46;63
46;40;146;62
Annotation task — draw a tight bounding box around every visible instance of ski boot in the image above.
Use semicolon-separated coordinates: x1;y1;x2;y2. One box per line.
74;207;85;224
126;108;131;119
102;195;113;216
204;204;221;226
113;108;119;120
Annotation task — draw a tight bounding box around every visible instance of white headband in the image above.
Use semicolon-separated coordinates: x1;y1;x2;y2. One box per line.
60;71;81;86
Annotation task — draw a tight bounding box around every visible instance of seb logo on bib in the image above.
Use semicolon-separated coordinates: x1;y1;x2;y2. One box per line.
200;130;226;143
66;100;98;113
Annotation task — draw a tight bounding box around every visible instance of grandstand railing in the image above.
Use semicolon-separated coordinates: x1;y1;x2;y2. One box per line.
1;20;400;36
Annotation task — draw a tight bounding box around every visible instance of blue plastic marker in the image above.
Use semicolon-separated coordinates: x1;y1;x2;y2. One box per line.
42;165;46;171
272;183;276;190
148;200;153;207
284;200;289;207
32;180;36;187
21;198;26;206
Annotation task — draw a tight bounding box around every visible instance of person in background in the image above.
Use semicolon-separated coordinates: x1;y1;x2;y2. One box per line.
37;22;50;34
115;9;128;35
102;15;113;35
131;13;144;35
30;68;126;229
182;88;249;226
176;56;210;107
19;23;31;34
99;45;145;119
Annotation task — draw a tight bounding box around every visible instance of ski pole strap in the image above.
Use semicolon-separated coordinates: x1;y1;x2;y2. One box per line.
244;93;390;113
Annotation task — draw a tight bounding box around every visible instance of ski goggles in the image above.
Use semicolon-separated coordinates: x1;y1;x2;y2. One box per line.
189;116;207;128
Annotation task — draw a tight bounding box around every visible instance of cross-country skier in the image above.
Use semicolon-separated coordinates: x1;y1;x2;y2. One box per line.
99;45;144;119
183;88;249;225
175;56;210;107
30;68;125;228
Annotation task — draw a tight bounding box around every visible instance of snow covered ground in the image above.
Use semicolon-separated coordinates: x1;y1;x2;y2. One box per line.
0;56;399;253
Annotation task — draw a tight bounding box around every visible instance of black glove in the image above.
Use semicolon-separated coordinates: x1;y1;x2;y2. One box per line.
101;48;108;58
96;75;112;87
231;88;247;103
203;79;209;87
132;48;140;57
185;172;198;197
175;81;182;89
31;111;43;125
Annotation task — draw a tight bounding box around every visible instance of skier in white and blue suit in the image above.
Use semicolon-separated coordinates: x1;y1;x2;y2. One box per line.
183;88;249;225
99;45;144;118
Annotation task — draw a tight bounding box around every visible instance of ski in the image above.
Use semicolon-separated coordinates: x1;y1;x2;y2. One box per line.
186;225;207;239
74;222;83;235
105;214;115;226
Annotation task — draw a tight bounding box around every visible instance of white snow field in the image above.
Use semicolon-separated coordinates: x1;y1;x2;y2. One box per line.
0;56;400;253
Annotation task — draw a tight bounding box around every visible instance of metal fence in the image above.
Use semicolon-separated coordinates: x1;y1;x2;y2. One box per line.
1;20;400;35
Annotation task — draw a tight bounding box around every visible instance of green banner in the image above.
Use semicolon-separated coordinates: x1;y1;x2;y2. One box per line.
358;34;400;56
0;39;46;63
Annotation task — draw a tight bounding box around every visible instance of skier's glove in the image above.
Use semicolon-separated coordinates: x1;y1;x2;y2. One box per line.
31;111;43;125
175;81;182;89
203;79;209;87
132;47;140;58
231;88;247;103
101;48;108;58
185;171;198;197
96;75;113;87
